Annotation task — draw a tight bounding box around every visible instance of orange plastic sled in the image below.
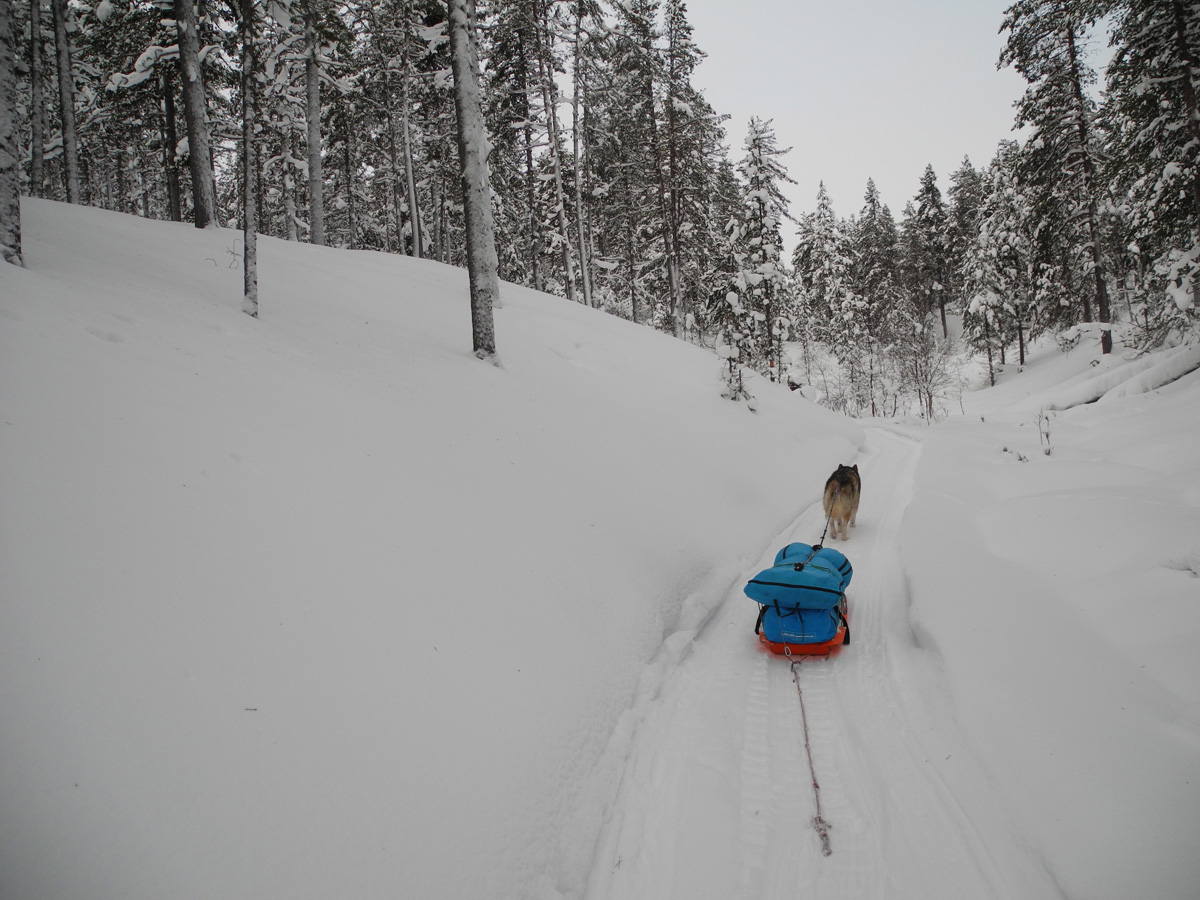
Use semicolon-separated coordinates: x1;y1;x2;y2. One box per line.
758;619;849;656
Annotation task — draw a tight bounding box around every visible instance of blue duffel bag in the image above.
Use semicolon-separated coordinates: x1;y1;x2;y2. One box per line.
744;543;852;646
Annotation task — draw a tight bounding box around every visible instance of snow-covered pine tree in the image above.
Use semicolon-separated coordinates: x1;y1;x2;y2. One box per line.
64;0;183;218
712;229;756;406
697;155;745;336
484;0;545;287
1;0;22;265
794;183;860;346
906;164;951;338
732;117;793;379
587;3;654;322
447;0;498;360
963;142;1039;382
849;179;904;414
621;0;681;331
661;0;727;339
1001;0;1113;352
1105;0;1200;343
947;156;984;324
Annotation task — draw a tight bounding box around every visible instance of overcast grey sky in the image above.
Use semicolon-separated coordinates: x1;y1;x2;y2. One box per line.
684;0;1029;236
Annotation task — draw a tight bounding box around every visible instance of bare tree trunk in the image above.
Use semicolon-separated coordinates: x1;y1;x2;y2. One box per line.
175;0;217;227
447;0;498;359
51;0;80;204
241;0;258;317
1;0;22;265
29;0;44;197
400;70;423;257
158;68;183;220
399;4;423;258
304;2;324;245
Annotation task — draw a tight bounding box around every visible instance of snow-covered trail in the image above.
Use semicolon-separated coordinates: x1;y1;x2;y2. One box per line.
582;424;1064;900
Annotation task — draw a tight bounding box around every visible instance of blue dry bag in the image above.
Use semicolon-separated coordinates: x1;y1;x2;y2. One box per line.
744;543;852;645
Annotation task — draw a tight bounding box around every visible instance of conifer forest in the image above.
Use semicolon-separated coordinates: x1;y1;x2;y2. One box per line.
3;0;1198;417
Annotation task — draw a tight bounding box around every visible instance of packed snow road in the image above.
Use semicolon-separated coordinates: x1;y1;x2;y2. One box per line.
582;424;1065;900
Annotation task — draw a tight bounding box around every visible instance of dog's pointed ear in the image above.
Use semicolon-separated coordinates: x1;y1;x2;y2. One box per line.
852;464;858;472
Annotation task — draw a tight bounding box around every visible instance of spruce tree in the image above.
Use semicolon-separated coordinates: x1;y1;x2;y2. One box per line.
849;179;904;414
732;117;793;379
1106;0;1200;341
906;164;952;338
1001;0;1113;352
947;156;985;321
963;142;1037;381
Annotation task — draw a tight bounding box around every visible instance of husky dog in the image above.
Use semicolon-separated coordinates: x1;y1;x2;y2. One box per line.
822;464;861;541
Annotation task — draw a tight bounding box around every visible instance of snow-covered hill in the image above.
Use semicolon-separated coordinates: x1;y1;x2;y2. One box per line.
2;199;1197;900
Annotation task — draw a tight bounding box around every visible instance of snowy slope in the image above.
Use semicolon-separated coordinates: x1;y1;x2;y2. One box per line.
2;199;1198;900
0;199;860;900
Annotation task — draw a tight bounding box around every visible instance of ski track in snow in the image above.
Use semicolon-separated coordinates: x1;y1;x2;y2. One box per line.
583;424;1063;900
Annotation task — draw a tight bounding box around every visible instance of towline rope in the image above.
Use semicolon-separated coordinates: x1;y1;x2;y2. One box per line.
814;486;838;548
784;648;833;856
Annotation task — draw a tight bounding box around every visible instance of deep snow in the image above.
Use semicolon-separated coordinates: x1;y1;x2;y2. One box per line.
1;199;1197;900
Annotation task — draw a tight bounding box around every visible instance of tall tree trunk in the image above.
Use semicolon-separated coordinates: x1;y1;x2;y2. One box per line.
159;68;182;221
571;4;593;307
1065;20;1112;353
114;142;127;212
304;3;324;245
1;0;22;265
398;5;423;258
282;129;298;240
380;73;403;253
241;0;258;317
29;0;44;197
534;2;577;303
523;117;538;289
51;0;80;204
400;81;422;257
664;41;684;334
343;103;356;248
175;0;217;227
447;0;498;359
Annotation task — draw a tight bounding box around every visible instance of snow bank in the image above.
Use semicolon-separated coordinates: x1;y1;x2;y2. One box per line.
901;369;1200;900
